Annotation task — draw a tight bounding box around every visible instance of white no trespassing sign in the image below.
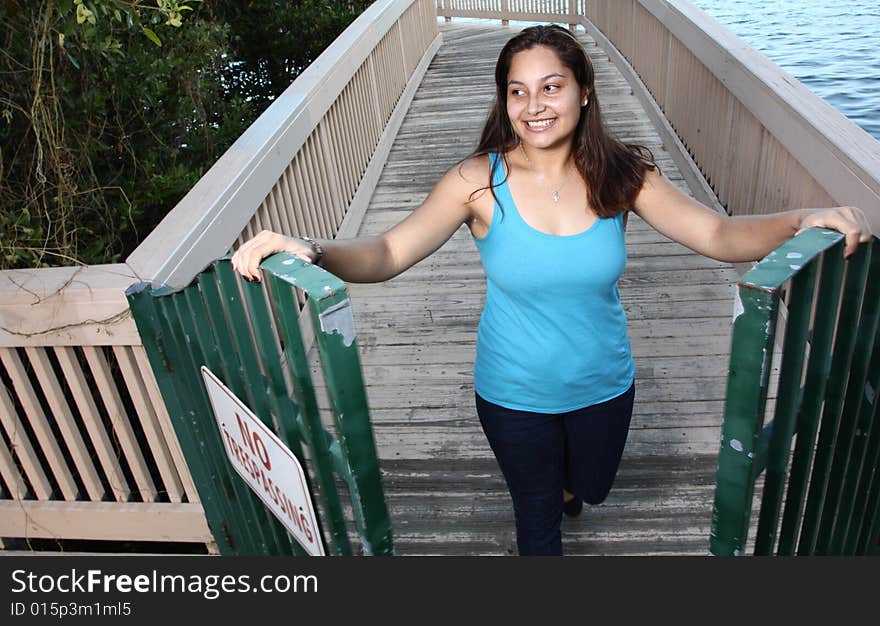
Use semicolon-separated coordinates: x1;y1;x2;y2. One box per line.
201;366;325;556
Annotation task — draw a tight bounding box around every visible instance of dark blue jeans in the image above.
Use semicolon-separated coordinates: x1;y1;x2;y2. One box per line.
475;380;635;556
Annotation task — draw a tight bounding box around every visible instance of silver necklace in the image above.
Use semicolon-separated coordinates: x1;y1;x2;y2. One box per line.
520;143;575;204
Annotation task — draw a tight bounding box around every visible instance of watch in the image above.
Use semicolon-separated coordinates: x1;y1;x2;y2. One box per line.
299;236;324;266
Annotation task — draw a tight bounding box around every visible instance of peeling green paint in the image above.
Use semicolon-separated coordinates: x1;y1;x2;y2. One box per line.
126;254;393;556
710;229;880;556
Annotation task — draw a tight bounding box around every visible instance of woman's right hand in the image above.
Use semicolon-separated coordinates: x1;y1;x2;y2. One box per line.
231;230;318;282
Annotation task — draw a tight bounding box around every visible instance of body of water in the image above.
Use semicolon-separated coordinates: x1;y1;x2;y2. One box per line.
691;0;880;141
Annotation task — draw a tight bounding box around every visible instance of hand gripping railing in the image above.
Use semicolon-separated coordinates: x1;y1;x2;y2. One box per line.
125;256;393;556
710;228;880;556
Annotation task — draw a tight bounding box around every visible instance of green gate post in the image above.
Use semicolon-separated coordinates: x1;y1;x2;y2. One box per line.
776;245;845;555
710;229;880;556
817;244;880;553
798;240;875;554
260;254;394;556
127;254;393;556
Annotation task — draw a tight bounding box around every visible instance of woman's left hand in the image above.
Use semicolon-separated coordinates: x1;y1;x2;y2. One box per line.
794;206;873;259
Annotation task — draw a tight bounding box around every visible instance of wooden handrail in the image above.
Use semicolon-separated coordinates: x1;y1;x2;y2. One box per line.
584;0;880;232
0;0;439;551
128;0;439;290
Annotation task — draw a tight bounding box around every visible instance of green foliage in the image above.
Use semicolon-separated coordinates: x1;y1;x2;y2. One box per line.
0;0;373;269
208;1;374;110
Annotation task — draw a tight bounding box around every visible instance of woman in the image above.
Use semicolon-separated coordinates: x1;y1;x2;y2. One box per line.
232;25;872;555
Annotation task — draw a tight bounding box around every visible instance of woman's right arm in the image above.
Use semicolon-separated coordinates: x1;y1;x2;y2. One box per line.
231;157;485;283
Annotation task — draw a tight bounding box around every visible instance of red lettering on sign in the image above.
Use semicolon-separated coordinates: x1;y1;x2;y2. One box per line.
277;484;288;516
252;432;271;471
299;507;313;543
289;493;303;534
221;427;243;465
267;475;279;506
237;412;271;471
236;413;250;450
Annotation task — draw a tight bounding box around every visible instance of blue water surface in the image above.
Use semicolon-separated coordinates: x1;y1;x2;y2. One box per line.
691;0;880;141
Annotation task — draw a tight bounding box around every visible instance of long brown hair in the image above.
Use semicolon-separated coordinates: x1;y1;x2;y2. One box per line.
467;25;656;218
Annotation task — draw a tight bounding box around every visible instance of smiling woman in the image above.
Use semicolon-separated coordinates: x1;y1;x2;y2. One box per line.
463;26;656;244
230;24;872;556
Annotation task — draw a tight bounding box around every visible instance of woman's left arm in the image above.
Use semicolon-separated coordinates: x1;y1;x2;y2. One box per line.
632;169;873;262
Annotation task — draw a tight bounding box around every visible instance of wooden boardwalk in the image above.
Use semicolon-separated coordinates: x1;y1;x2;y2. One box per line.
320;20;742;555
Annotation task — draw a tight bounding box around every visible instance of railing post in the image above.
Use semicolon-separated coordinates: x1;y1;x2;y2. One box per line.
710;230;880;556
442;0;452;22
261;254;394;555
127;255;394;556
709;269;779;556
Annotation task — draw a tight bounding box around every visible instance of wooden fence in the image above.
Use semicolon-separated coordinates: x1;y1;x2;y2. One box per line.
436;0;584;25
583;0;880;233
0;0;440;551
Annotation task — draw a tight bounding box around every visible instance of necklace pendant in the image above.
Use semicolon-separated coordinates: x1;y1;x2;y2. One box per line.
552;191;560;203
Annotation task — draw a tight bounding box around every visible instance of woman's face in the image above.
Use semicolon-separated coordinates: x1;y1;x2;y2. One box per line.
506;45;587;150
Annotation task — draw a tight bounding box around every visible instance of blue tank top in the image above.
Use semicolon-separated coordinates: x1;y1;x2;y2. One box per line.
472;152;635;413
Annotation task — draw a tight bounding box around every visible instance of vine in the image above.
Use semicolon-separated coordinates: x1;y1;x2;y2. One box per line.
0;1;374;271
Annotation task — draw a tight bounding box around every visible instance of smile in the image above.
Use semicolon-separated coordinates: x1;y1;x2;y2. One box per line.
524;118;557;131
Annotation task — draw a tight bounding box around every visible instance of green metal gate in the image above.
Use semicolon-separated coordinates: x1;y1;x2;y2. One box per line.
126;255;393;556
710;228;880;556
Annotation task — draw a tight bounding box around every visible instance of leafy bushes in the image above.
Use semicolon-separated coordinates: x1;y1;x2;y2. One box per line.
0;0;373;269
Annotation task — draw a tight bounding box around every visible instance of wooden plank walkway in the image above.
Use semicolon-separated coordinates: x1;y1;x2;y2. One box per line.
320;20;744;555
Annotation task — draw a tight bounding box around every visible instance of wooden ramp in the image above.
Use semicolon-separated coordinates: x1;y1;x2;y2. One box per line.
319;20;741;555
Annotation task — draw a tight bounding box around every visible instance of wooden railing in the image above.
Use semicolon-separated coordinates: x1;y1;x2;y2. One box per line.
583;0;880;233
569;1;880;554
436;0;583;25
129;0;440;289
0;264;206;547
0;0;440;551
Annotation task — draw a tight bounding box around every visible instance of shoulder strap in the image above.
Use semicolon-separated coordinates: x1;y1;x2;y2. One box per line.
489;152;501;185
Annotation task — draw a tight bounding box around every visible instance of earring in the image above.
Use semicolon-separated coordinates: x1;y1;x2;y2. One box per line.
582;99;589;107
